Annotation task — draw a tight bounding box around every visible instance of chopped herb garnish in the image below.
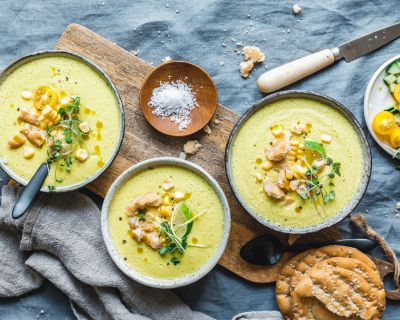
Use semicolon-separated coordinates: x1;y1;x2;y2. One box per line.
46;97;89;186
170;256;180;265
323;191;336;204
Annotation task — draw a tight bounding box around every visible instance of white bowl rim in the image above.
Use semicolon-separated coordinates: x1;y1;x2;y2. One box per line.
101;157;231;289
364;54;400;157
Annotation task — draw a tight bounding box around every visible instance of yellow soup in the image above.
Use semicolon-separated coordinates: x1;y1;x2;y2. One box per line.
231;98;364;228
108;165;225;280
0;55;121;189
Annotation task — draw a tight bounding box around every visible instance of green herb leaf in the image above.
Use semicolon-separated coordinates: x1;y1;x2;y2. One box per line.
299;192;309;200
323;191;336;204
331;162;341;177
170;256;180;265
304;140;327;158
385;105;399;115
159;247;168;256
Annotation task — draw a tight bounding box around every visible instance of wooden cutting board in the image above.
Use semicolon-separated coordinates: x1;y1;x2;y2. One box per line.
54;23;368;284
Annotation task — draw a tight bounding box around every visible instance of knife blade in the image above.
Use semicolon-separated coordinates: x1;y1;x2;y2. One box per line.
338;22;400;62
257;22;400;93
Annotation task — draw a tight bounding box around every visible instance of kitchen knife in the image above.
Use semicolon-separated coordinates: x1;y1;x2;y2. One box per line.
257;22;400;93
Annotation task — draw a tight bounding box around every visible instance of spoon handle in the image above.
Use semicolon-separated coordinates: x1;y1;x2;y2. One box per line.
289;238;377;252
12;162;49;219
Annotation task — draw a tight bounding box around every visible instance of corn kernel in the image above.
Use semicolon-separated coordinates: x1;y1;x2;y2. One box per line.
8;134;26;149
305;122;312;131
285;170;294;180
21;90;33;100
271;124;284;137
158;205;165;215
162;194;171;206
60;96;74;107
261;161;273;171
288;150;297;157
173;191;185;201
294;165;307;177
75;148;88;162
321;133;332;144
39;105;61;126
162;178;175;191
298;143;305;150
79;121;90;134
290;140;299;147
256;173;263;182
297;149;305;156
163;206;172;217
23;147;35;159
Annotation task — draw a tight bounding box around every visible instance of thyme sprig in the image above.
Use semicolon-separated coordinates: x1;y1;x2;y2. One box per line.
46;96;88;188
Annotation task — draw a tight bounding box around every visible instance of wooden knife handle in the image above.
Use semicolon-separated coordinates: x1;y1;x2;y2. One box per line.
257;48;339;93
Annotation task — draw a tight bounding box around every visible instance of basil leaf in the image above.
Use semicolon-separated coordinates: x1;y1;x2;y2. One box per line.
304;140;327;158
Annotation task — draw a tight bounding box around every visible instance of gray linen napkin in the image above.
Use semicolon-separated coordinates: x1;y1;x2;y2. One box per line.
0;186;281;320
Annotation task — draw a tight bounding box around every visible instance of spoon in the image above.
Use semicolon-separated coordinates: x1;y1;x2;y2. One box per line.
12;162;50;219
240;234;377;266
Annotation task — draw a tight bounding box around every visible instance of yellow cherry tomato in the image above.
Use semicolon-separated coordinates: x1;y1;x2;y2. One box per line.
394;83;400;104
372;111;396;136
33;86;59;110
390;127;400;148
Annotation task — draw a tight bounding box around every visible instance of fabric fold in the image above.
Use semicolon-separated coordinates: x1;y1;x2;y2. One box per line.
0;186;212;320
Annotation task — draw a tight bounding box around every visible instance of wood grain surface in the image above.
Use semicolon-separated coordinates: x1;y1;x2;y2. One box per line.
140;61;218;137
55;23;344;284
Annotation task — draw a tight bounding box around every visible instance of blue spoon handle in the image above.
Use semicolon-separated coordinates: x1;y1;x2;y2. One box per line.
12;162;50;219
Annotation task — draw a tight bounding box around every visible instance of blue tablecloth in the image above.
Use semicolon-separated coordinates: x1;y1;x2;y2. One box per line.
0;1;399;319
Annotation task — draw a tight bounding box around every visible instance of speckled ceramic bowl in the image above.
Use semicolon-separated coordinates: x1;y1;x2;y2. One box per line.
225;90;371;234
364;54;400;157
101;157;231;289
0;50;124;192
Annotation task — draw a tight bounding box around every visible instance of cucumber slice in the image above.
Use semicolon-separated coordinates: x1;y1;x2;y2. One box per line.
387;59;400;74
384;74;397;85
389;82;396;93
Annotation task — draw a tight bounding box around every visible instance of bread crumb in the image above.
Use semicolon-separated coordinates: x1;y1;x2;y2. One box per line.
242;46;265;63
203;125;212;135
239;46;265;78
293;4;301;14
131;50;139;56
183;140;202;155
220;61;224;66
162;56;172;63
179;151;187;160
240;60;254;78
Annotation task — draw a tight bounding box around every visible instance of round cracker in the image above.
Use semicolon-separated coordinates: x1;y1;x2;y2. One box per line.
276;245;382;319
293;265;384;320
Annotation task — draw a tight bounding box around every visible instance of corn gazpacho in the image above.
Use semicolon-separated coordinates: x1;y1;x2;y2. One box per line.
231;98;364;228
108;165;225;279
0;54;121;190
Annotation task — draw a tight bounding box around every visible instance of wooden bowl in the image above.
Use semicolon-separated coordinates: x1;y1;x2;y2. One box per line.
139;61;218;137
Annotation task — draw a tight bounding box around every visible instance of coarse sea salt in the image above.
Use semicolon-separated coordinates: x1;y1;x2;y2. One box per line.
148;80;197;131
